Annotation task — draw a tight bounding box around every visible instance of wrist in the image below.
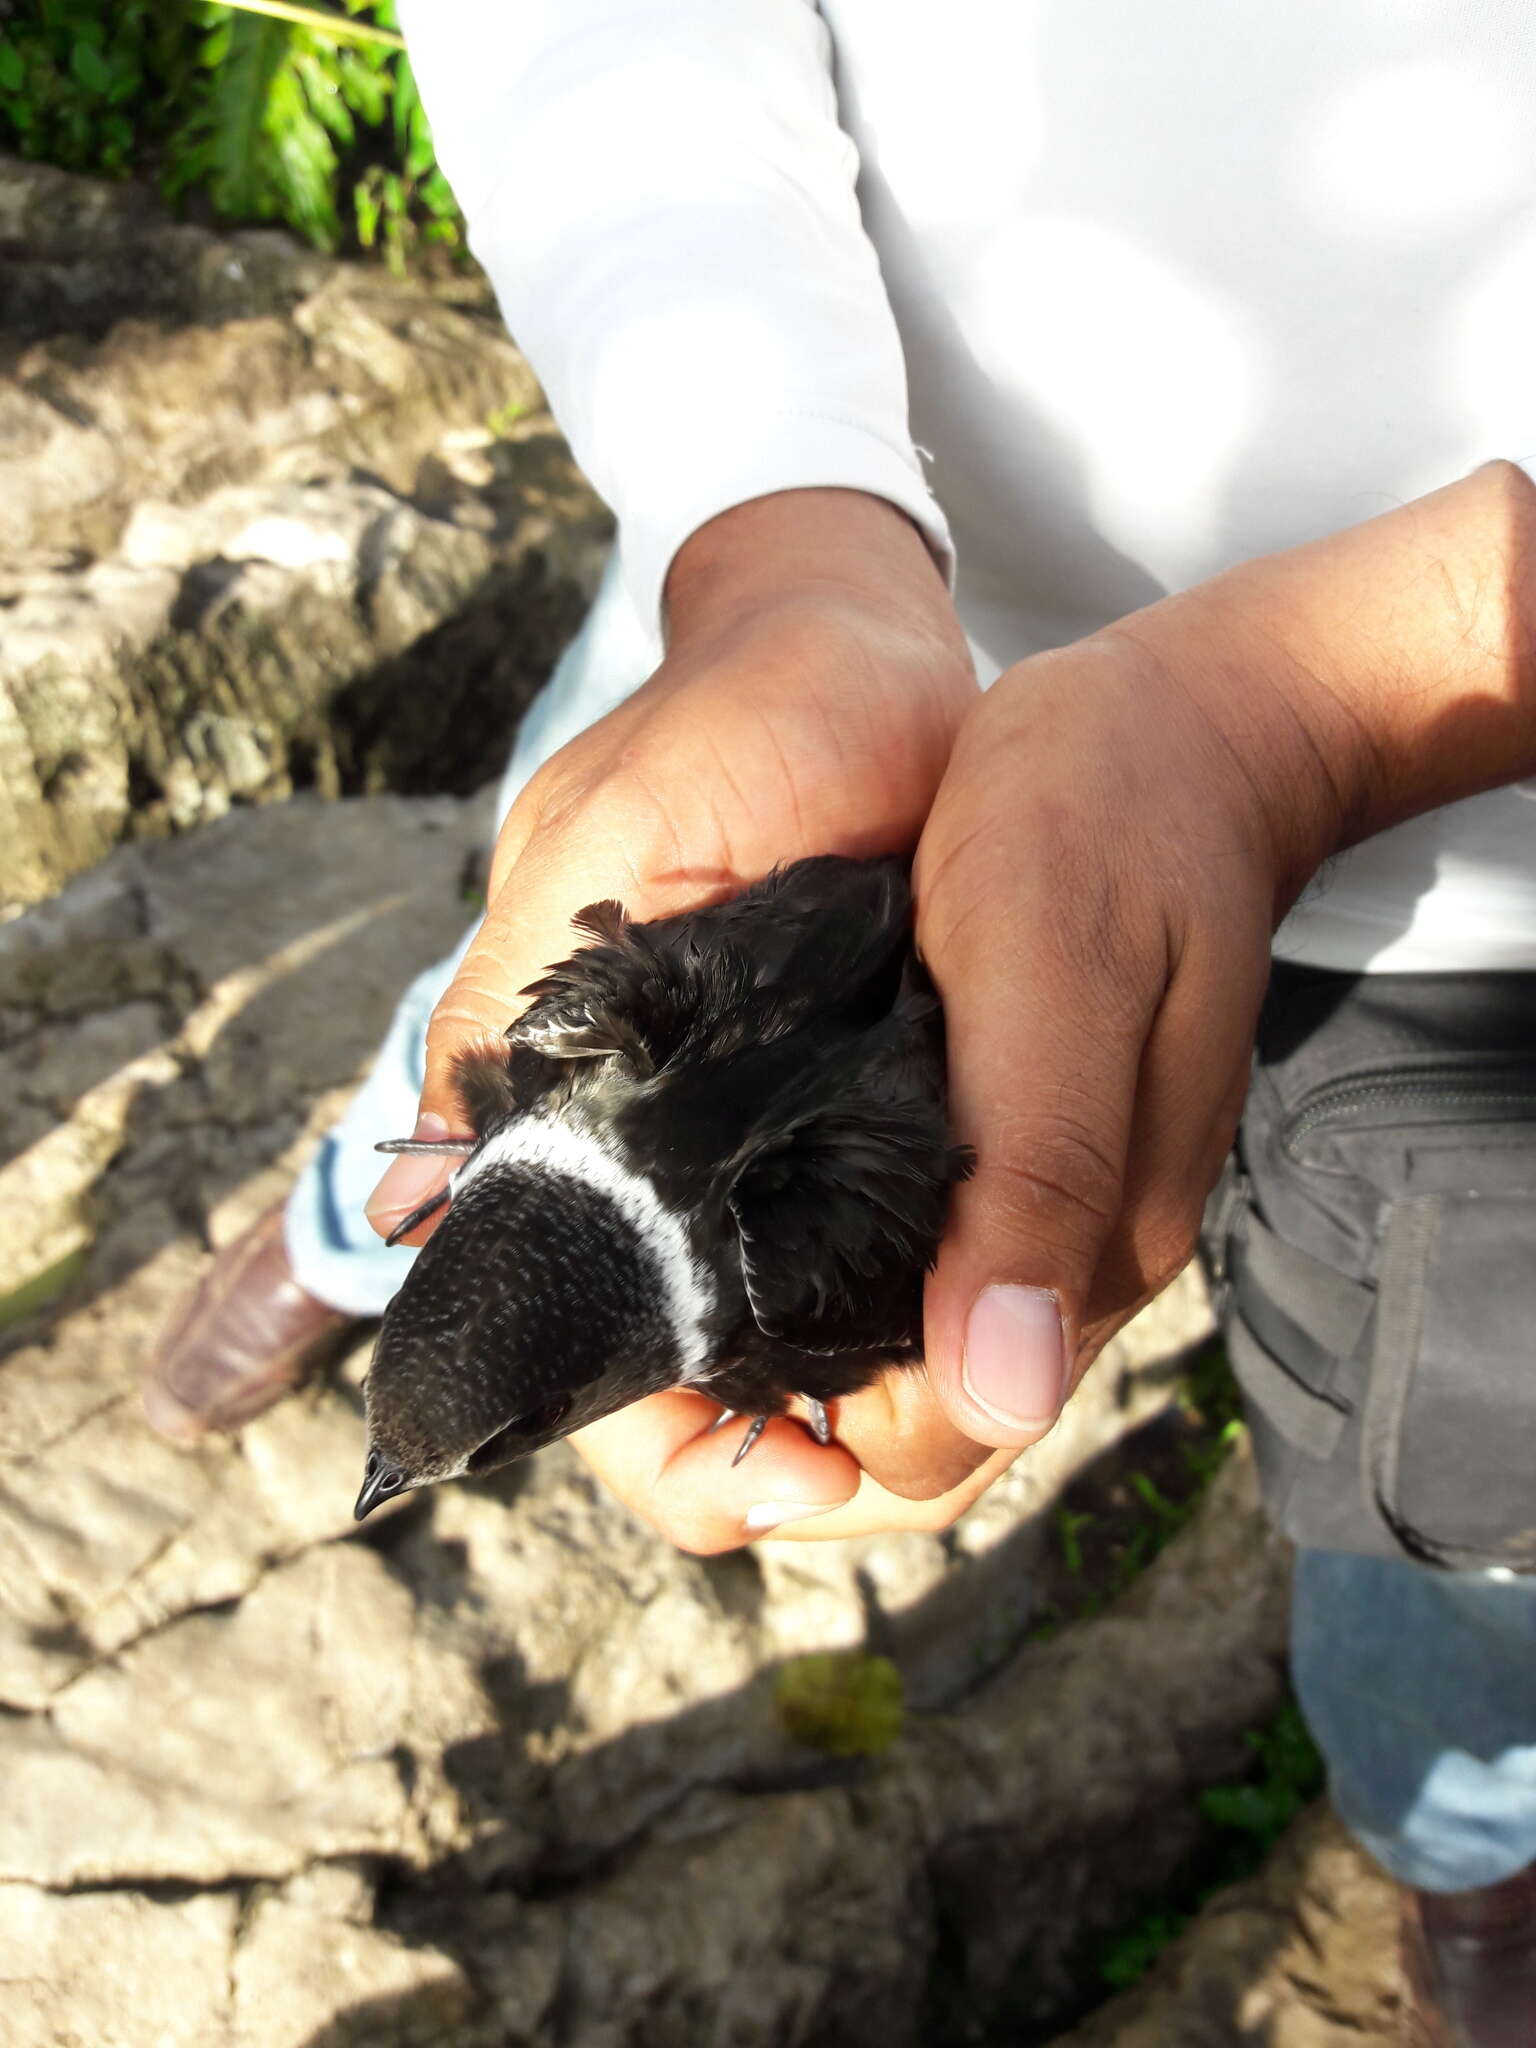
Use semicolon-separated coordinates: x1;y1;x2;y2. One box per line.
663;487;957;657
1100;460;1536;909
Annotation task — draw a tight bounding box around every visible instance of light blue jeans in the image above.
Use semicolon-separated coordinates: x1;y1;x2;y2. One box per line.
1293;1552;1536;1891
284;552;1536;1896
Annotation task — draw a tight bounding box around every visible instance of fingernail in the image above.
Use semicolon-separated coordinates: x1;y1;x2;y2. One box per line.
962;1284;1067;1432
365;1113;454;1225
744;1500;838;1534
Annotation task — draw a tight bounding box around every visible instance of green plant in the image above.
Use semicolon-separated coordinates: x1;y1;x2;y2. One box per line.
1098;1910;1189;1993
171;1;459;264
0;1;199;178
0;1245;89;1333
1054;1505;1095;1579
1198;1702;1324;1843
486;397;529;439
0;0;463;267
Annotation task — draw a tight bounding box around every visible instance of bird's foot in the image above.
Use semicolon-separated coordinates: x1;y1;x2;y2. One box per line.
707;1407;738;1435
802;1398;832;1446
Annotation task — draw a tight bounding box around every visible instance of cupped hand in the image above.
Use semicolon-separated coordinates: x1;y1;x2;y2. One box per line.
365;486;984;1549
367;464;1536;1552
905;462;1536;1489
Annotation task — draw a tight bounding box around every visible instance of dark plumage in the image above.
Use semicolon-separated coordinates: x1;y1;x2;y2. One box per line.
354;855;971;1520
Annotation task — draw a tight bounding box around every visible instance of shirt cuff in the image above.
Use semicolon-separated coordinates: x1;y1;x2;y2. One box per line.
619;412;954;644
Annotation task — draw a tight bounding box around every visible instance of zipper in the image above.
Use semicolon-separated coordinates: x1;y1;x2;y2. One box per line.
1282;1059;1536;1157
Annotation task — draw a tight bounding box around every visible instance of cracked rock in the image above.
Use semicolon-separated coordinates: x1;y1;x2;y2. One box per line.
1056;1804;1405;2047
230;1884;478;2048
19;1544;424;1887
0;157;612;917
0;1883;241;2048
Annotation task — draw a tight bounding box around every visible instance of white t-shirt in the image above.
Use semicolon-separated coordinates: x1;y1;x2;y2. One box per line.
401;0;1536;971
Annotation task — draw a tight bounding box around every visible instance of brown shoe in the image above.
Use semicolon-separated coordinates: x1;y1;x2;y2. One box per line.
1402;1864;1536;2047
141;1205;356;1442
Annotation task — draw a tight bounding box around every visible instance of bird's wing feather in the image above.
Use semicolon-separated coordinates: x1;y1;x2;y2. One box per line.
665;856;912;1014
727;996;970;1354
505;857;914;1079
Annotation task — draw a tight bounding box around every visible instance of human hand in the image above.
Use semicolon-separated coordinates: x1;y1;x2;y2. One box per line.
887;461;1536;1504
367;464;1536;1552
365;486;984;1547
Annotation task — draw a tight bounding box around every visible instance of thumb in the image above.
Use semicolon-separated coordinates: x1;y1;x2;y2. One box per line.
916;850;1153;1450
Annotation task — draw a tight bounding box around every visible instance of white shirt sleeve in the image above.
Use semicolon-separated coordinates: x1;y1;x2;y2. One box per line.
397;0;953;645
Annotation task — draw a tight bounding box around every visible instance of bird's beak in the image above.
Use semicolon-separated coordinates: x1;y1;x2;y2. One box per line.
353;1454;406;1522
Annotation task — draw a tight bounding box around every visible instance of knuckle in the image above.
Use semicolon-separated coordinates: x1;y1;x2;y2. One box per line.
1142;1195;1209;1293
984;1111;1124;1254
424;985;509;1053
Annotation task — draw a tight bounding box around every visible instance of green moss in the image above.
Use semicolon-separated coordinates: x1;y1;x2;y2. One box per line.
774;1650;904;1758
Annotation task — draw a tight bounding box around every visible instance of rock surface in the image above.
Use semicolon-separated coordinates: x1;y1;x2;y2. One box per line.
0;787;1360;2046
0;155;612;916
1057;1806;1405;2047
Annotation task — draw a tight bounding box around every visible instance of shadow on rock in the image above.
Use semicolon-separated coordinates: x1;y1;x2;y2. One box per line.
0;787;493;1346
323;1387;1292;2048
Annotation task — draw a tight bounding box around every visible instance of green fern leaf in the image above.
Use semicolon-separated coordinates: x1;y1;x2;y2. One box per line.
198;12;292;221
266;57;340;245
295;48;354;147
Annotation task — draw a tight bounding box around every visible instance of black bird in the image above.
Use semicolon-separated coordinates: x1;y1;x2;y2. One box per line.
353;855;971;1521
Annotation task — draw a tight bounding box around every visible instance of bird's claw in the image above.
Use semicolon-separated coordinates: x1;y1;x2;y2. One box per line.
714;1403;830;1460
374;1137;477;1157
383;1184;453;1247
802;1398;832;1446
730;1415;769;1466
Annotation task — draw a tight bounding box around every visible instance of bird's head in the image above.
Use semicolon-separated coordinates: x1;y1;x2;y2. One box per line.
354;1117;720;1520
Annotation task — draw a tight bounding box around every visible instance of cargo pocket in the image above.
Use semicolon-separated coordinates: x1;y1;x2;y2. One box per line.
1365;1192;1536;1572
1217;1196;1383;1557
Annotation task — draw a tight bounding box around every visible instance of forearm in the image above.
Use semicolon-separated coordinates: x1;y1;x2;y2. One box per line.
399;0;951;641
1102;461;1536;909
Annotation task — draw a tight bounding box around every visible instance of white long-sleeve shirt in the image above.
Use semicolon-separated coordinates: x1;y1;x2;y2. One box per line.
401;0;1536;971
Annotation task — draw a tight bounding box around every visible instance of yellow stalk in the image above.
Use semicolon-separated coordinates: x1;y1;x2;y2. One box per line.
212;0;406;51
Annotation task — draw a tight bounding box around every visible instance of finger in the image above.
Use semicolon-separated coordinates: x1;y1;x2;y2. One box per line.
916;758;1157;1449
570;1391;861;1554
1077;924;1267;1345
417;821;645;1128
819;1364;994;1501
764;1443;1019;1543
